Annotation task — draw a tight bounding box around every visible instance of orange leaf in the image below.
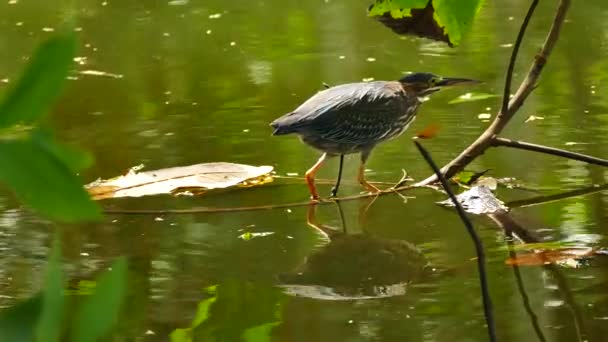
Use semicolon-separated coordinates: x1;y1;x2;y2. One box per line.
505;248;596;266
415;123;441;139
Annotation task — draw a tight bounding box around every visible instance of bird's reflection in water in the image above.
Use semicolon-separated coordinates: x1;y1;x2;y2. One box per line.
278;199;428;300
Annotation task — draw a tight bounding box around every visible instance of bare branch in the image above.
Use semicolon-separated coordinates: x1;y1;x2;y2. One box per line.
492;138;608;167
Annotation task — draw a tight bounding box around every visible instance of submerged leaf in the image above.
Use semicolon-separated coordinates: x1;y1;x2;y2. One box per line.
87;162;274;200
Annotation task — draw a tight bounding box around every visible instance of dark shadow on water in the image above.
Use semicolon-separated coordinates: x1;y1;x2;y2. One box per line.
277;199;428;300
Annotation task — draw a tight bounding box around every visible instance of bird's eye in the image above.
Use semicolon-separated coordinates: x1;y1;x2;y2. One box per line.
429;78;437;86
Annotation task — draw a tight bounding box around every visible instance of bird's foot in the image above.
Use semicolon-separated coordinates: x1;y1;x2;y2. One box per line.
360;180;381;194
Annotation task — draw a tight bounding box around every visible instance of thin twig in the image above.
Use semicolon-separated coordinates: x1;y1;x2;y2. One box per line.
103;184;417;215
492;137;608;167
501;0;539;115
275;175;400;187
413;139;496;342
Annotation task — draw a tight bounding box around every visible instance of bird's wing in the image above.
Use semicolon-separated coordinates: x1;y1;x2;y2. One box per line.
304;82;416;144
271;82;412;138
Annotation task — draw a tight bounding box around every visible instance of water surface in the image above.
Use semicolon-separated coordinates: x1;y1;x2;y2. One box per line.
0;0;607;341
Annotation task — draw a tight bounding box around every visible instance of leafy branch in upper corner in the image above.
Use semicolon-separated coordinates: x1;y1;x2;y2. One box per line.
0;29;100;222
413;0;608;186
368;0;485;46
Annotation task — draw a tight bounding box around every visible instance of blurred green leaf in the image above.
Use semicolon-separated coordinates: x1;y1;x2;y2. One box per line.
31;130;94;172
242;322;281;342
170;285;218;342
70;258;128;342
0;31;76;128
66;279;97;296
35;237;66;342
0;139;100;222
448;92;499;104
0;295;43;342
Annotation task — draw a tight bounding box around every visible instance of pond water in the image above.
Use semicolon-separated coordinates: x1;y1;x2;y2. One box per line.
1;0;608;341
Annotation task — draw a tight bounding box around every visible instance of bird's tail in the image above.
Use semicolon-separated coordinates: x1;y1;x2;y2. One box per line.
270;122;292;135
270;113;300;135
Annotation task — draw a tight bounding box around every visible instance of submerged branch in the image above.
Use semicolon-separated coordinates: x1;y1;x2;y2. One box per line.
507;184;608;209
492;138;608;167
506;238;547;342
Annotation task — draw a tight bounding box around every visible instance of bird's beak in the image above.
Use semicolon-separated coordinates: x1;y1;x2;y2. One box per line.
436;77;481;87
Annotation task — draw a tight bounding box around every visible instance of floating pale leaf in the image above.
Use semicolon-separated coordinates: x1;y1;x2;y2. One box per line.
477;113;492;120
86;162;274;200
438;185;508;214
525;115;544;123
474;176;497;190
449;92;499;104
238;232;275;241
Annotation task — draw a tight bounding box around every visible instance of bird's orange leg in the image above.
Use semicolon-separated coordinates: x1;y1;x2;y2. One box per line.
358;149;380;193
305;153;327;200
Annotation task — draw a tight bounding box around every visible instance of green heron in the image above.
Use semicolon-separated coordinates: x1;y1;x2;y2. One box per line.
270;72;479;199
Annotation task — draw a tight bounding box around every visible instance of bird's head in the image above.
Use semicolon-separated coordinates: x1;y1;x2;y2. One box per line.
398;72;480;97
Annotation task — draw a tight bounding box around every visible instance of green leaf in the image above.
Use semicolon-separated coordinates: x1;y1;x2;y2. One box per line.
0;295;43;342
448;92;499;104
0;31;76;128
368;0;484;46
368;0;427;17
242;322;281;342
170;285;218;342
452;169;490;185
35;237;66;342
31;130;94;172
70;258;128;342
432;0;484;46
0;139;100;222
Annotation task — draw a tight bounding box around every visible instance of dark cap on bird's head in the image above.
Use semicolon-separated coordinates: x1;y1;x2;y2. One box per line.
398;72;480;96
